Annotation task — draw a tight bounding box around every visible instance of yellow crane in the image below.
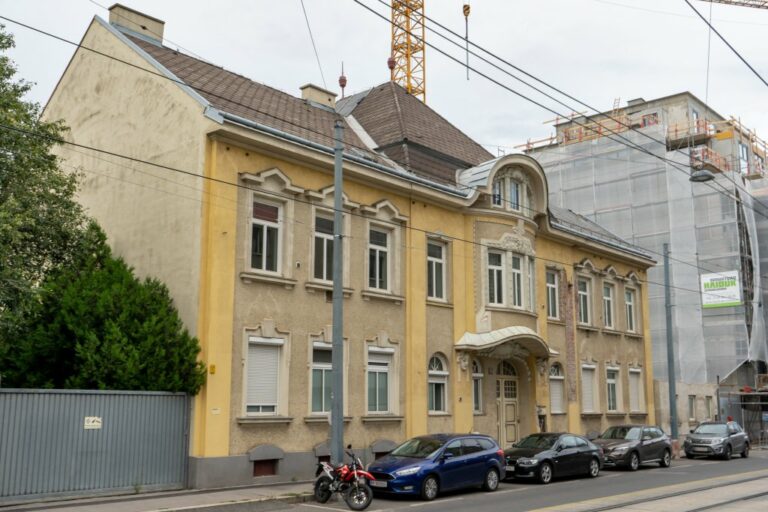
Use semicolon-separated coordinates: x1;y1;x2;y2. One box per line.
390;1;426;102
698;1;767;7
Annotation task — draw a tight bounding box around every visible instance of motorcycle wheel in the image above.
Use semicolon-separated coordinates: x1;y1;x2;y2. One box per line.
314;476;333;504
343;482;373;511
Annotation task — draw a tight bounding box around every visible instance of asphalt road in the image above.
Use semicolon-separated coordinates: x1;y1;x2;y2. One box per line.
291;450;768;512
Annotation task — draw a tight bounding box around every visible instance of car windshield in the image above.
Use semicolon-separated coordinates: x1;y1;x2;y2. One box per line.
694;424;727;436
516;435;558;449
600;426;642;440
390;437;445;459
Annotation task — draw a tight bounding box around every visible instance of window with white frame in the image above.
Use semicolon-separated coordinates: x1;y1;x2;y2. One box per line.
705;396;713;419
509;180;521;211
367;350;391;414
311;346;332;413
603;284;615;329
246;337;283;414
472;360;483;414
368;228;389;290
528;258;535;311
581;366;596;413
688;395;696;421
427;241;446;300
488;251;504;305
625;289;636;332
546;270;559;319
492;179;503;207
428;355;448;413
606;368;620;412
313;215;334;282
549;363;565;414
251;200;281;273
739;142;749;174
578;278;591;324
511;254;523;307
629;369;643;412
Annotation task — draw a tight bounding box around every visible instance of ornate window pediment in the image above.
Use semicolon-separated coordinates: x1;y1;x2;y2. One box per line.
240;167;305;195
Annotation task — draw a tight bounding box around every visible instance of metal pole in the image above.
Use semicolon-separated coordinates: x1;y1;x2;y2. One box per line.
664;243;679;439
331;121;345;465
716;374;721;421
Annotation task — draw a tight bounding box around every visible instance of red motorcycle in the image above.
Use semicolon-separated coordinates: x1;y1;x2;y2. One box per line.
314;450;375;510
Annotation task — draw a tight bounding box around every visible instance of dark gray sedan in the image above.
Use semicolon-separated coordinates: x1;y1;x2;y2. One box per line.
593;425;672;470
684;421;750;460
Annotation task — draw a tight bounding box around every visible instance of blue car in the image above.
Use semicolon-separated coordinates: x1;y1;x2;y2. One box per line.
366;433;506;501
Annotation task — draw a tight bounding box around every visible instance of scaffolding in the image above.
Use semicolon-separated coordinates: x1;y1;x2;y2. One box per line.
722;388;768;449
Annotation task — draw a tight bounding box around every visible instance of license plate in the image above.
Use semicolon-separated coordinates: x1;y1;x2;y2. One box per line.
505;465;515;472
693;447;708;452
370;480;387;488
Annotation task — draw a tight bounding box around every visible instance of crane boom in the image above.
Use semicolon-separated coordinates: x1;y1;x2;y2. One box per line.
391;1;426;102
698;0;768;8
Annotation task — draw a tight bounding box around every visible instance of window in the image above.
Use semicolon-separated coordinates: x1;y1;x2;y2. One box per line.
705;396;713;419
428;355;448;413
461;438;483;455
739;142;749;174
427;241;446;300
581;366;596;413
509;180;521;211
251;200;280;272
472;360;483;414
606;368;619;412
313;215;334;281
546;270;559;319
488;251;504;305
528;258;535;311
549;364;565;414
369;228;389;290
578;278;591;324
603;284;614;329
246;337;283;414
688;395;696;422
629;369;643;412
311;347;332;413
511;255;523;307
492;179;503;206
642;113;659;127
495;361;518;400
625;289;636;332
367;351;391;413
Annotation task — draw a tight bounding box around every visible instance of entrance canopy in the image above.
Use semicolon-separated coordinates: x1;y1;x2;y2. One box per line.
455;326;558;359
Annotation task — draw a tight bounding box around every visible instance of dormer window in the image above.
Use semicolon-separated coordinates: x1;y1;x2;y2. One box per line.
491;171;531;215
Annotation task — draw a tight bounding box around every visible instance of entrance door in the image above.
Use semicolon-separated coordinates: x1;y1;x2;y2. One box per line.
497;377;519;448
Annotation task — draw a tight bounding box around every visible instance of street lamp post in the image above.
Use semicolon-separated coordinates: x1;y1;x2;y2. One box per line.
331;121;345;464
664;243;679;440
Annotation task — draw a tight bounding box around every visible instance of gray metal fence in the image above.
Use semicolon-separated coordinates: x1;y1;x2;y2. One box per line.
0;389;190;503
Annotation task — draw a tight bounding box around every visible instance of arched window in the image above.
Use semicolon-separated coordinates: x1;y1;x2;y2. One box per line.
549;363;565;414
428;354;448;413
472;360;483;414
498;361;517;376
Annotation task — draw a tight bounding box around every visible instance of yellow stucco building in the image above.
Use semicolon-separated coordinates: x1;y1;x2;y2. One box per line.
45;5;656;487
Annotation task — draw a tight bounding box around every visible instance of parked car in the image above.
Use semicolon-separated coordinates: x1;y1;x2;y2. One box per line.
684;421;750;460
366;433;505;501
504;433;603;484
592;424;672;470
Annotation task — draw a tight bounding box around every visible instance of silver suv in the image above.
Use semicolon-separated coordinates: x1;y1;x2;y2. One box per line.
684;421;750;460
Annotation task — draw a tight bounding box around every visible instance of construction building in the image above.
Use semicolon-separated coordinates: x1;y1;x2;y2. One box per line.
526;93;768;439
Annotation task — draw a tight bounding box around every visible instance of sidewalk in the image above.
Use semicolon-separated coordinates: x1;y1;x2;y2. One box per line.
0;482;315;512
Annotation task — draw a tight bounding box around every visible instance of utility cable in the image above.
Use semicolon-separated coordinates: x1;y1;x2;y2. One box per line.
683;0;768;88
299;0;328;90
1;121;755;303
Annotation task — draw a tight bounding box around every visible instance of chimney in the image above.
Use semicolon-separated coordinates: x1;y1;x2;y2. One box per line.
300;84;337;109
108;4;165;44
627;98;646;107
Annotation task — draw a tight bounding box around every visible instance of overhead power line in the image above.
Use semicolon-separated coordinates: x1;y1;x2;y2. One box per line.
299;0;328;90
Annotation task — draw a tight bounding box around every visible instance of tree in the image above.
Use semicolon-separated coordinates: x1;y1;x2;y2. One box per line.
5;222;206;394
0;25;86;339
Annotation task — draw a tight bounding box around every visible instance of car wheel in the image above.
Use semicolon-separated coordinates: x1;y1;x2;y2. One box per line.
659;449;672;468
483;468;499;492
742;444;750;459
421;475;439;501
588;458;600;478
628;452;640;471
538;462;553;484
722;444;732;460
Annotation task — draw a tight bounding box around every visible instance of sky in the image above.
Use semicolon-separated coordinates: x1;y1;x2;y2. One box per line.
1;0;767;155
